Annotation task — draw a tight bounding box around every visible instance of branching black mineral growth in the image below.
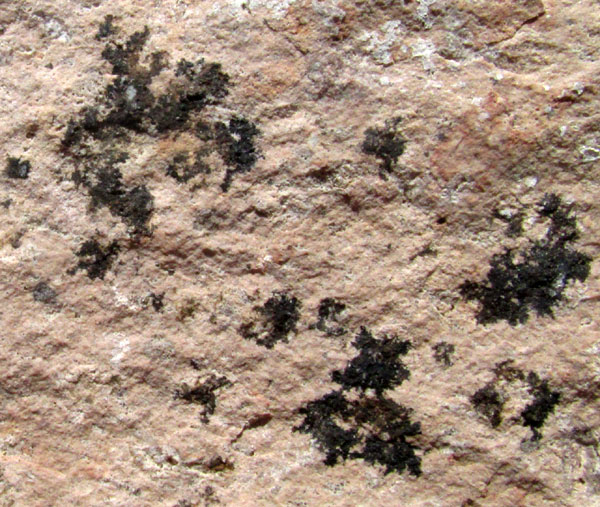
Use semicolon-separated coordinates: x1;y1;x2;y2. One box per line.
95;14;117;40
521;372;560;441
62;20;260;235
362;117;406;172
175;375;231;423
432;341;455;367
73;156;154;234
314;298;346;336
471;384;504;428
240;292;301;349
471;363;561;441
32;282;57;304
295;327;421;476
332;327;410;394
216;117;260;192
460;194;592;325
5;157;30;179
73;239;120;280
166;152;210;183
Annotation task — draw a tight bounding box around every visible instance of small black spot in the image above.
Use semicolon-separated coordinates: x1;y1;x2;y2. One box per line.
240;292;301;349
436;216;447;225
471;384;503;428
73;239;120;280
190;359;203;370
460;194;591;325
74;157;154;235
148;292;164;312
331;327;410;394
96;14;117;40
432;341;455;367
216;116;260;192
101;26;150;75
32;282;57;304
166;152;210;183
521;374;560;441
175;59;231;102
203;455;234;472
314;298;346;336
175;375;230;423
362;117;406;173
5;157;30;179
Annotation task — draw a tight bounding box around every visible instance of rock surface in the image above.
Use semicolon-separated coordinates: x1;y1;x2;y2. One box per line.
0;0;599;505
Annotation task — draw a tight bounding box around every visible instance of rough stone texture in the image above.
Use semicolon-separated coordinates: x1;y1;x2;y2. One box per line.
0;1;599;505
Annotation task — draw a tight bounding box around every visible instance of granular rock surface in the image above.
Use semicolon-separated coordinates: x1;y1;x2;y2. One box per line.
0;1;599;505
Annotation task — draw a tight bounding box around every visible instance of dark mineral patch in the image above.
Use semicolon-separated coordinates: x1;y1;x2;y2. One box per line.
96;14;117;40
295;327;421;476
240;292;301;349
461;194;591;325
432;341;455;367
62;22;260;234
166;152;210;183
73;239;120;280
494;210;524;237
175;375;231;423
73;157;154;234
332;327;411;394
32;282;57;304
5;157;31;179
314;298;346;336
362;117;406;172
521;373;560;441
471;384;504;428
295;391;358;466
472;364;561;441
216;116;260;192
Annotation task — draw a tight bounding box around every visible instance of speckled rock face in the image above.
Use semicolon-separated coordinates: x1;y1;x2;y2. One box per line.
0;1;599;505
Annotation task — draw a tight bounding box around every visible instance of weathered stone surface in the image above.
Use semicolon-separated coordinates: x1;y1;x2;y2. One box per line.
0;0;599;505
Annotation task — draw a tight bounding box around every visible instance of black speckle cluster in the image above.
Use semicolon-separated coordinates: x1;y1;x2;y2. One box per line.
295;327;421;476
461;194;591;325
471;362;560;441
332;327;410;395
72;239;120;280
175;374;231;423
240;292;301;349
432;341;455;367
5;157;31;179
362;117;406;173
313;298;347;336
62;20;260;241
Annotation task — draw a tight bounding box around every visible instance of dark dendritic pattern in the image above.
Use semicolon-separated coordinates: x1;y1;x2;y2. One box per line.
8;13;590;483
60;19;260;280
331;327;411;395
5;156;31;179
313;298;347;336
471;362;560;441
240;292;301;349
295;327;421;476
362;117;406;173
461;194;591;325
71;239;120;280
175;374;231;423
63;21;258;238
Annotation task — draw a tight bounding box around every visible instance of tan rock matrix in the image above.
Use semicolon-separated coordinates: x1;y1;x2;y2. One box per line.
0;0;599;505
